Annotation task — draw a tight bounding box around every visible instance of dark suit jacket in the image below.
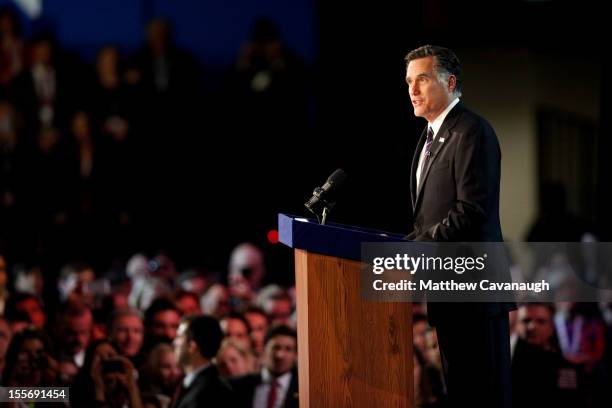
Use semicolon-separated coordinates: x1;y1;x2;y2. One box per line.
406;101;515;325
173;365;235;408
408;101;502;242
230;369;299;408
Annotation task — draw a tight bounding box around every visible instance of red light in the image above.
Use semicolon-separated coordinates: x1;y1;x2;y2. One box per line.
267;230;279;244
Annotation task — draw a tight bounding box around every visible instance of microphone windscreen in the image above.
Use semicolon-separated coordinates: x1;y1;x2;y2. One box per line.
326;168;347;188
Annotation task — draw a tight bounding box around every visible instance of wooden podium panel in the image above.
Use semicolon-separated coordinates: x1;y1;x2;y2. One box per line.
294;249;413;408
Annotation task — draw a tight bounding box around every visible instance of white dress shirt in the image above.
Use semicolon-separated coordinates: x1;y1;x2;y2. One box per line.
183;362;211;388
416;97;460;188
252;368;292;408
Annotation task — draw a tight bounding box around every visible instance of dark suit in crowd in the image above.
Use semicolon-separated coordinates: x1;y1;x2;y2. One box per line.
173;364;234;408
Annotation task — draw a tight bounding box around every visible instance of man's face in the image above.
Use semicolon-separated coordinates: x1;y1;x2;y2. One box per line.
424;330;441;367
406;56;454;122
220;345;251;377
111;315;144;357
150;310;181;341
517;305;554;347
220;318;251;350
158;349;181;388
176;295;201;316
245;312;268;354
17;298;46;328
16;338;46;384
264;335;297;376
267;299;292;326
412;321;428;355
63;312;93;355
72;269;95;306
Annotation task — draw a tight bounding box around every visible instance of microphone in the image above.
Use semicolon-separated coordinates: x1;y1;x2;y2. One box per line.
305;169;347;222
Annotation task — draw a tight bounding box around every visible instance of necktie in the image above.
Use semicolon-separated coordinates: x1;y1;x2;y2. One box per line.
267;378;279;408
419;126;435;182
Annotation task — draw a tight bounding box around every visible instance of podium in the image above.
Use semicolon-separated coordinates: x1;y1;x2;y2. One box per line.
278;214;413;408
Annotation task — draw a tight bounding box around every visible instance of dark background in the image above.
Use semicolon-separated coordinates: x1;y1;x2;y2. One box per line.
0;0;609;284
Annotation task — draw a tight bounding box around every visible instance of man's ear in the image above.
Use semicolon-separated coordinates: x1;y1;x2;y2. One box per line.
187;339;198;354
448;75;457;93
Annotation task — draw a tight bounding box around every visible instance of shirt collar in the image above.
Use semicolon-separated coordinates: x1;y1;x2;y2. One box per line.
429;97;460;137
183;362;211;388
261;367;292;389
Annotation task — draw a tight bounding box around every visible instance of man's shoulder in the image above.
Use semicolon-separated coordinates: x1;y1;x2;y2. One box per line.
191;365;233;391
452;103;497;135
228;372;262;389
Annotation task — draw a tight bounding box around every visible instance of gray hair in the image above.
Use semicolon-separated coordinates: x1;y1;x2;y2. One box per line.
405;45;462;98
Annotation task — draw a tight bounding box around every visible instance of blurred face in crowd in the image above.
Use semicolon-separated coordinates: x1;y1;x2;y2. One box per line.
71;111;91;142
517;305;555;348
154;347;181;390
15;337;46;385
245;311;268;355
150;310;181;341
406;56;456;123
17;297;46;329
96;46;119;78
266;298;292;326
112;292;130;309
218;343;252;377
111;315;144;357
264;335;297;377
148;20;170;54
14;268;44;297
220;317;251;350
0;12;17;36
70;269;96;306
412;320;428;355
201;284;231;317
175;294;201;317
425;330;441;368
229;244;265;290
181;276;207;296
63;310;93;355
0;319;12;361
31;40;52;65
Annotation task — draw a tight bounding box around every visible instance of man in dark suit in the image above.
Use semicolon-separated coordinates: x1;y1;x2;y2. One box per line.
172;315;234;408
230;325;298;408
405;45;515;408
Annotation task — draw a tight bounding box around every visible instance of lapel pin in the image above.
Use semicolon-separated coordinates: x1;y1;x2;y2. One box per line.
439;137;445;143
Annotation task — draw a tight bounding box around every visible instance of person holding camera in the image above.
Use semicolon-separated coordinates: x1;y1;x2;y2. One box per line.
72;339;143;408
1;327;58;387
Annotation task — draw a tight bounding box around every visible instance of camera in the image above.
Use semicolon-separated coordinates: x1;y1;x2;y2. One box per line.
101;359;124;373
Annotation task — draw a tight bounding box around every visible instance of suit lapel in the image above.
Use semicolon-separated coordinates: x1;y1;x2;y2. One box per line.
411;126;427;209
413;103;464;213
174;365;214;408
